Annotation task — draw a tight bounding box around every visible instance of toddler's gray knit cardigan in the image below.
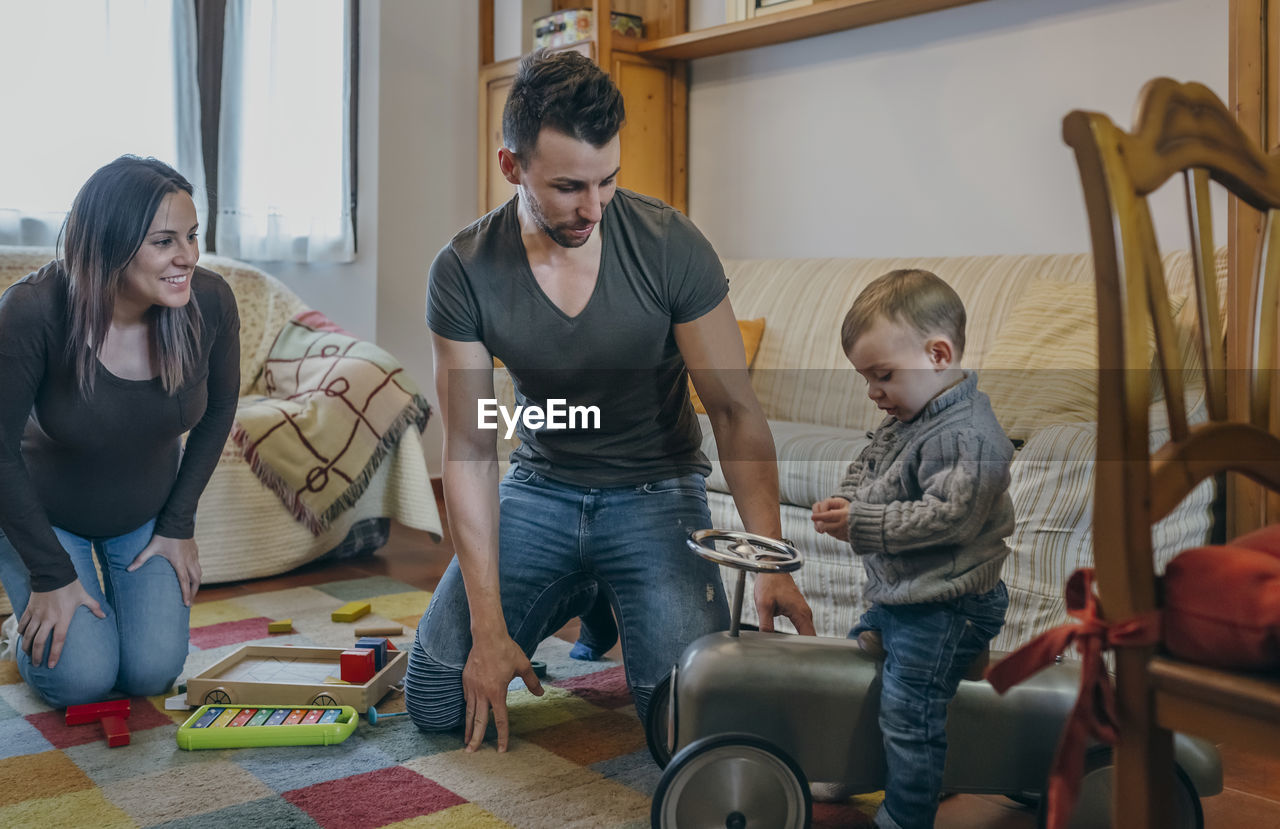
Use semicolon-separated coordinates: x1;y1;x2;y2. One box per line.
834;371;1015;606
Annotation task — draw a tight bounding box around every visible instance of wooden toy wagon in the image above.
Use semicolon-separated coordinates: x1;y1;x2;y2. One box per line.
185;645;406;713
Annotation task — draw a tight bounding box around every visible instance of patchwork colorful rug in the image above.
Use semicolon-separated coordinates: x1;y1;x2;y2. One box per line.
0;577;878;828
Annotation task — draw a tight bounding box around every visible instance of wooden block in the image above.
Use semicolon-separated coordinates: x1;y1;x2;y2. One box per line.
66;699;131;725
354;624;403;637
331;601;371;623
340;648;376;684
267;619;293;634
101;715;130;747
354;637;388;671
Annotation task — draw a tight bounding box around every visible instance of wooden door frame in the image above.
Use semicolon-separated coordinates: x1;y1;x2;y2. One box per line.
1229;0;1280;533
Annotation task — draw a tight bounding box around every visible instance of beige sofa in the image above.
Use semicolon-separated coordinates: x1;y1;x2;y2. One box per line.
495;250;1221;652
0;246;441;615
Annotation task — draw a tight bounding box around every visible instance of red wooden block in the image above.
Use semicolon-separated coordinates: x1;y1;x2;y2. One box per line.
101;714;130;747
340;648;376;684
65;699;131;725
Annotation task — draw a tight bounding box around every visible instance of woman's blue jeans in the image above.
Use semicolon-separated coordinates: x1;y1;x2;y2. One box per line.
855;582;1008;829
0;519;190;707
406;466;730;730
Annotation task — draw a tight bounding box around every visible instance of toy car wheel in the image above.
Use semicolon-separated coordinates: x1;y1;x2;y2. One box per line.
311;693;339;707
651;733;811;829
1037;746;1204;829
203;687;232;705
645;670;675;768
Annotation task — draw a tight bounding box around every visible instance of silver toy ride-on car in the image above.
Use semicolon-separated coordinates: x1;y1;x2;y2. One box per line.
647;530;1222;829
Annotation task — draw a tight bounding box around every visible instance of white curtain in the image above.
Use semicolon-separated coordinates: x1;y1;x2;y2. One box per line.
216;0;354;263
0;0;206;247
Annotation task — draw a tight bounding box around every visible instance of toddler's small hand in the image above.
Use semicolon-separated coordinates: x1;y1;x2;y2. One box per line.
811;497;850;541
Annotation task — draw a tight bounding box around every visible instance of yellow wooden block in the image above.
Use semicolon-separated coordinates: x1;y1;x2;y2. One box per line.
331;600;371;623
267;619;293;634
324;675;351;685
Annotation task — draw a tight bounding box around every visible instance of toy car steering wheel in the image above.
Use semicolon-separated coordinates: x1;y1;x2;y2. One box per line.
686;529;802;573
688;530;802;636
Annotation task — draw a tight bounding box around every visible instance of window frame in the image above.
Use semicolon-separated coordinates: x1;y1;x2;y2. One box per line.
193;0;359;253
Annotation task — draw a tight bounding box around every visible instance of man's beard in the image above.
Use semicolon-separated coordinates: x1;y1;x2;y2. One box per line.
524;189;592;249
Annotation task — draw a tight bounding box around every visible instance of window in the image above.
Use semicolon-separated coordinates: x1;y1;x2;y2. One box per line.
215;0;355;262
0;0;356;262
0;0;205;247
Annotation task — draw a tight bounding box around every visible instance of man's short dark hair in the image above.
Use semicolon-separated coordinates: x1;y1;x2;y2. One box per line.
502;48;626;163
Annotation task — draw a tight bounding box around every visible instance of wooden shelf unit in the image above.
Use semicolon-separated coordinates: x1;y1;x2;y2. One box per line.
638;0;986;61
477;1;688;215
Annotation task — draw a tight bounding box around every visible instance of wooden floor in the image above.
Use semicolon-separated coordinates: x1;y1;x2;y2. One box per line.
202;520;1280;828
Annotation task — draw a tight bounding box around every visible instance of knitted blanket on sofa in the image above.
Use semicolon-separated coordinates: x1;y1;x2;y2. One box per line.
232;310;431;534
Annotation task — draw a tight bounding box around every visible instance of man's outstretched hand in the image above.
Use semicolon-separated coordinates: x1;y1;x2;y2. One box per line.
462;632;544;752
754;572;816;635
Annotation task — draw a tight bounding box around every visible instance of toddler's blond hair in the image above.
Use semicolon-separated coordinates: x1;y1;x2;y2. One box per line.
840;269;966;357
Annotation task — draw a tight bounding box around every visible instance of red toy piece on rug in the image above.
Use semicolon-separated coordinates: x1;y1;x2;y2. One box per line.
65;698;130;725
65;698;132;748
101;715;130;747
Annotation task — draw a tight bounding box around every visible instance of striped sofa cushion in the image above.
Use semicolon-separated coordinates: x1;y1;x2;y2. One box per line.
992;392;1215;654
700;415;872;511
722;253;1097;432
721;248;1226;435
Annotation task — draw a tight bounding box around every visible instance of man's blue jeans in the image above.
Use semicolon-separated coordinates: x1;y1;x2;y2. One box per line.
0;519;190;707
854;582;1008;829
406;466;730;730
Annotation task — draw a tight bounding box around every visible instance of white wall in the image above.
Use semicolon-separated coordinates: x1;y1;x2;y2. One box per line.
686;0;1228;259
373;0;478;475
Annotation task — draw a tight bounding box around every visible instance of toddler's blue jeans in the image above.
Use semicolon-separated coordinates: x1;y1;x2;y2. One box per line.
854;581;1008;829
406;464;730;730
0;519;190;707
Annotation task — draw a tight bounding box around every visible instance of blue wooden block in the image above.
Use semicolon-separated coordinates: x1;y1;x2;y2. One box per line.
354;636;388;671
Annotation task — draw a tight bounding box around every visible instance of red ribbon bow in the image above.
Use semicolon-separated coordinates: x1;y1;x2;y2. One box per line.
986;568;1160;829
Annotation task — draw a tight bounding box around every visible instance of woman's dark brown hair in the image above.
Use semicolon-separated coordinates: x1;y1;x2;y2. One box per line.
60;155;202;396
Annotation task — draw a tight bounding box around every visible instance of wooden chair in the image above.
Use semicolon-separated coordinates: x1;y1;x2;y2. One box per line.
1064;77;1280;827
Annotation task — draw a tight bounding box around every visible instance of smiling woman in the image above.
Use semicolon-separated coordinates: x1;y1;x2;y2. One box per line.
0;155;240;709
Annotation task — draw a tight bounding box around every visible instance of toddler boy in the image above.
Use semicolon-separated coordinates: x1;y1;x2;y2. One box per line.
811;269;1014;829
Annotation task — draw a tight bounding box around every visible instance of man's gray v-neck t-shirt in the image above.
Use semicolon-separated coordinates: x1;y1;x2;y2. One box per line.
426;189;729;487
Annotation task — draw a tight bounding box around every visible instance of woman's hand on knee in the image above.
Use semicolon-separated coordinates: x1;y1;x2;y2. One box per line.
462;633;544;753
18;581;106;668
128;534;202;606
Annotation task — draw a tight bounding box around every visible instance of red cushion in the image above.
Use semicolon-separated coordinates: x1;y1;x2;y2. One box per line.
1233;524;1280;559
1163;537;1280;670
